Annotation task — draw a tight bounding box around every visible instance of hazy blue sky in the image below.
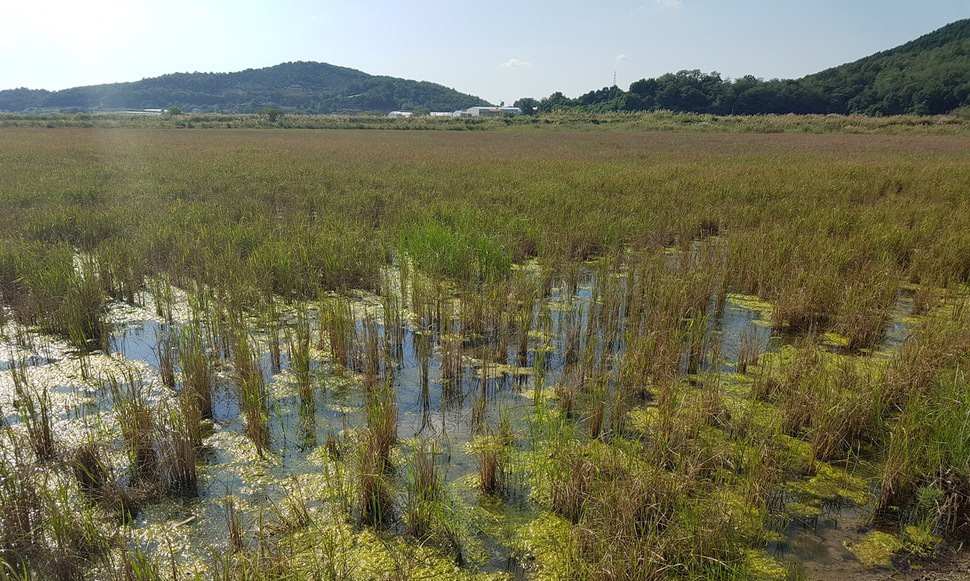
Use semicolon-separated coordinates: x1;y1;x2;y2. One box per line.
4;0;968;104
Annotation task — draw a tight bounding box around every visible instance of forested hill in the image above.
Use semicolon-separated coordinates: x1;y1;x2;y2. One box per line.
0;61;488;113
515;19;970;116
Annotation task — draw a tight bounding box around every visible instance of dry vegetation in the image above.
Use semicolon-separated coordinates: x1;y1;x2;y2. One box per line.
0;124;969;580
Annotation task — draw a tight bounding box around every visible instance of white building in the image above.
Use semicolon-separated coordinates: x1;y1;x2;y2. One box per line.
429;111;455;117
460;106;522;118
387;111;414;118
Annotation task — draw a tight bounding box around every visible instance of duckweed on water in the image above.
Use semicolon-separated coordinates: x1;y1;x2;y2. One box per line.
847;531;903;568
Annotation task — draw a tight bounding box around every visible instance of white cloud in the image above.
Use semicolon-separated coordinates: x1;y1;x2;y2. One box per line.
615;53;628;62
500;58;532;70
655;0;683;8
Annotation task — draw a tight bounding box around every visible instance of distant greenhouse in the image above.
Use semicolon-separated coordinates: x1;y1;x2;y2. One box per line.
459;106;522;117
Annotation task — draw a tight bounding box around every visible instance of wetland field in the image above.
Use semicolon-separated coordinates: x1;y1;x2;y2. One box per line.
1;122;970;580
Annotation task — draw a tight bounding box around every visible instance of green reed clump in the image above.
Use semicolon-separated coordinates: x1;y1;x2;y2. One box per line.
116;544;165;581
265;303;283;374
69;439;110;497
43;479;113;579
96;238;150;305
399;215;512;284
380;273;405;363
0;437;41;572
864;313;970;538
233;332;270;457
879;366;970;539
808;359;888;462
356;433;395;527
274;480;314;533
736;324;762;373
158;402;199;497
403;439;443;539
470;411;515;498
223;495;245;553
156;331;177;389
356;380;397;526
885;305;970;406
178;324;214;420
11;357;56;461
320;296;355;370
440;331;464;401
0;243;110;350
834;265;900;350
107;368;159;484
0;428;115;579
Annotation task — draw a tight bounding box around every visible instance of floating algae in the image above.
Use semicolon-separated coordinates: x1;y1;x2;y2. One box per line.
847;531;903;568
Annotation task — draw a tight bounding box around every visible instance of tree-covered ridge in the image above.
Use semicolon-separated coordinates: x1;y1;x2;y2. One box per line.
0;61;489;114
516;19;970;116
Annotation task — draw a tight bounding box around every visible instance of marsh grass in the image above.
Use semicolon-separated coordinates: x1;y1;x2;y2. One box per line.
2;125;970;578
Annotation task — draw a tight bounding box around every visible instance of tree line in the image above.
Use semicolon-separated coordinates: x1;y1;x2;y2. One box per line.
515;20;970;116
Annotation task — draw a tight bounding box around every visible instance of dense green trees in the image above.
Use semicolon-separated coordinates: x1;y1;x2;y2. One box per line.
519;19;970;116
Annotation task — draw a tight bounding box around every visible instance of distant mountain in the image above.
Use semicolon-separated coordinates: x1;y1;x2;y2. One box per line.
0;61;489;114
518;19;970;116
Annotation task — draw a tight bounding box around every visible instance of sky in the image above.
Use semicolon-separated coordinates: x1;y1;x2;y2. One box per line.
3;0;968;105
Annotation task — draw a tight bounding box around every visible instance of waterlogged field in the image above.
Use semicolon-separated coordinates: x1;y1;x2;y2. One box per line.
1;126;970;580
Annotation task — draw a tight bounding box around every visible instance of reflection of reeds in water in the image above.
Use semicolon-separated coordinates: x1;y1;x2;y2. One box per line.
381;273;405;364
440;318;464;404
415;328;433;432
360;314;382;385
289;307;313;402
